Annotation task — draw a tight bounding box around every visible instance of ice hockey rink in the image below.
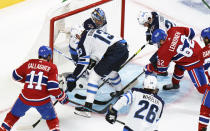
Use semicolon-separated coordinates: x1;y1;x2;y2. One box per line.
0;0;210;131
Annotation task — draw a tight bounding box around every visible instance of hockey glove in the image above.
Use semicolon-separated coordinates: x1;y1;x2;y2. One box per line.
149;52;158;70
56;90;69;104
105;105;118;124
144;64;153;76
66;74;77;92
87;59;96;70
146;30;153;45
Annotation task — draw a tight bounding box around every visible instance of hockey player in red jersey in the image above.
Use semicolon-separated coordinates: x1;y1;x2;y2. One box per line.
0;46;69;131
144;27;209;131
198;27;210;131
201;27;210;81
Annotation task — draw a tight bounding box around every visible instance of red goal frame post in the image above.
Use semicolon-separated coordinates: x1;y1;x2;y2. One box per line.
49;0;125;63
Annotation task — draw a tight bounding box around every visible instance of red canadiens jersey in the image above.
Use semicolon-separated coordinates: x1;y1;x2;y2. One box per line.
201;45;210;81
12;59;62;106
155;27;202;73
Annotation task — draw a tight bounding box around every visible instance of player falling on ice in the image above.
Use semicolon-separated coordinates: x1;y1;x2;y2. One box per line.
0;46;69;131
144;27;209;131
105;75;164;131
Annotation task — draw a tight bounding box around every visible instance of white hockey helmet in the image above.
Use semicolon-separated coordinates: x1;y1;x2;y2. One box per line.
69;25;85;49
137;11;152;25
143;75;157;90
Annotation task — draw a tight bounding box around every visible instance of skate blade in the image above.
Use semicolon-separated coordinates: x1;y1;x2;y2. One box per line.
74;111;91;118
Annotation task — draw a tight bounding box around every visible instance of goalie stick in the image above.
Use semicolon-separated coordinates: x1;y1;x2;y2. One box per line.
74;43;147;102
76;70;145;106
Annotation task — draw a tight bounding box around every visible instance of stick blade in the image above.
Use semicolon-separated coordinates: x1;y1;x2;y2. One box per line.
16;125;33;130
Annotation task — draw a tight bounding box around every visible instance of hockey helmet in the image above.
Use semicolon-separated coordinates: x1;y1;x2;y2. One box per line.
91;8;106;27
143;75;157;90
137;11;152;25
152;29;167;44
38;45;52;59
201;27;210;39
69;24;84;48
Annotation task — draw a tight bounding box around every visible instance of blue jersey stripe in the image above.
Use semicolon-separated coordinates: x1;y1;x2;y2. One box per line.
12;70;23;81
47;82;59;90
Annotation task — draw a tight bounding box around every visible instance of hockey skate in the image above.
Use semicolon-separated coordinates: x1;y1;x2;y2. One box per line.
163;83;180;90
74;102;92;118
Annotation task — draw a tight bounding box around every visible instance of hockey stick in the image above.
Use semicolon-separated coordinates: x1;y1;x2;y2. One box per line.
76;70;145;106
68;71;145;114
53;48;73;61
116;120;125;125
75;43;147;102
16;71;144;130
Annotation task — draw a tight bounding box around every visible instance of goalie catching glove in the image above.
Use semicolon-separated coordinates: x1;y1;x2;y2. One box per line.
105;104;118;124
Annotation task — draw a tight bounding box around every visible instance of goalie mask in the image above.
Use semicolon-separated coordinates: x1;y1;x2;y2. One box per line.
91;8;106;28
143;75;157;90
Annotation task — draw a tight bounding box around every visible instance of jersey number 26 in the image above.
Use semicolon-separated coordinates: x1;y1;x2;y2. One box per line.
134;100;159;123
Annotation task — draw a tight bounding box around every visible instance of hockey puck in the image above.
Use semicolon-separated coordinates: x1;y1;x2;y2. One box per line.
79;84;83;88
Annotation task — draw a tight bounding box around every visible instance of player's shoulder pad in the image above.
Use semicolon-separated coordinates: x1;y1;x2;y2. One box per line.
131;87;145;93
132;87;165;105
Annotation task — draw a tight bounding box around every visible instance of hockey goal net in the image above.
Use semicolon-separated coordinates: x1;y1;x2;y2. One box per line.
44;0;125;74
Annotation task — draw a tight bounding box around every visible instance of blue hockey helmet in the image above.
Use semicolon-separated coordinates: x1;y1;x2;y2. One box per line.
152;29;167;43
38;45;52;59
91;8;106;27
201;27;210;39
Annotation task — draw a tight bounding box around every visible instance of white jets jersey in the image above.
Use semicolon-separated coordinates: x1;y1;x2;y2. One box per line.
158;15;176;32
150;12;176;34
113;88;164;131
73;29;123;77
82;29;121;62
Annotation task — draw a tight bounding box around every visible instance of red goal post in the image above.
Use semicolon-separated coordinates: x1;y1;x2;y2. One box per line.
49;0;126;63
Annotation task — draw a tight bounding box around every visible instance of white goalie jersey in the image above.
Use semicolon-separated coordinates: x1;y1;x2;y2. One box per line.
113;88;164;131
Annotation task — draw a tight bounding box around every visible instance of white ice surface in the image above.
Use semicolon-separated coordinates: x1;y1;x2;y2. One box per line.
0;0;209;131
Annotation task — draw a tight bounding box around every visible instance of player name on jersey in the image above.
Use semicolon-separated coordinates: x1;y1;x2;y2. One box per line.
203;50;210;58
169;32;181;52
143;94;160;105
28;62;51;72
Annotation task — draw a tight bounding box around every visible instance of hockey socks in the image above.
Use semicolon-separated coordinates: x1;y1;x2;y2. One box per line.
46;117;60;131
0;112;20;131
